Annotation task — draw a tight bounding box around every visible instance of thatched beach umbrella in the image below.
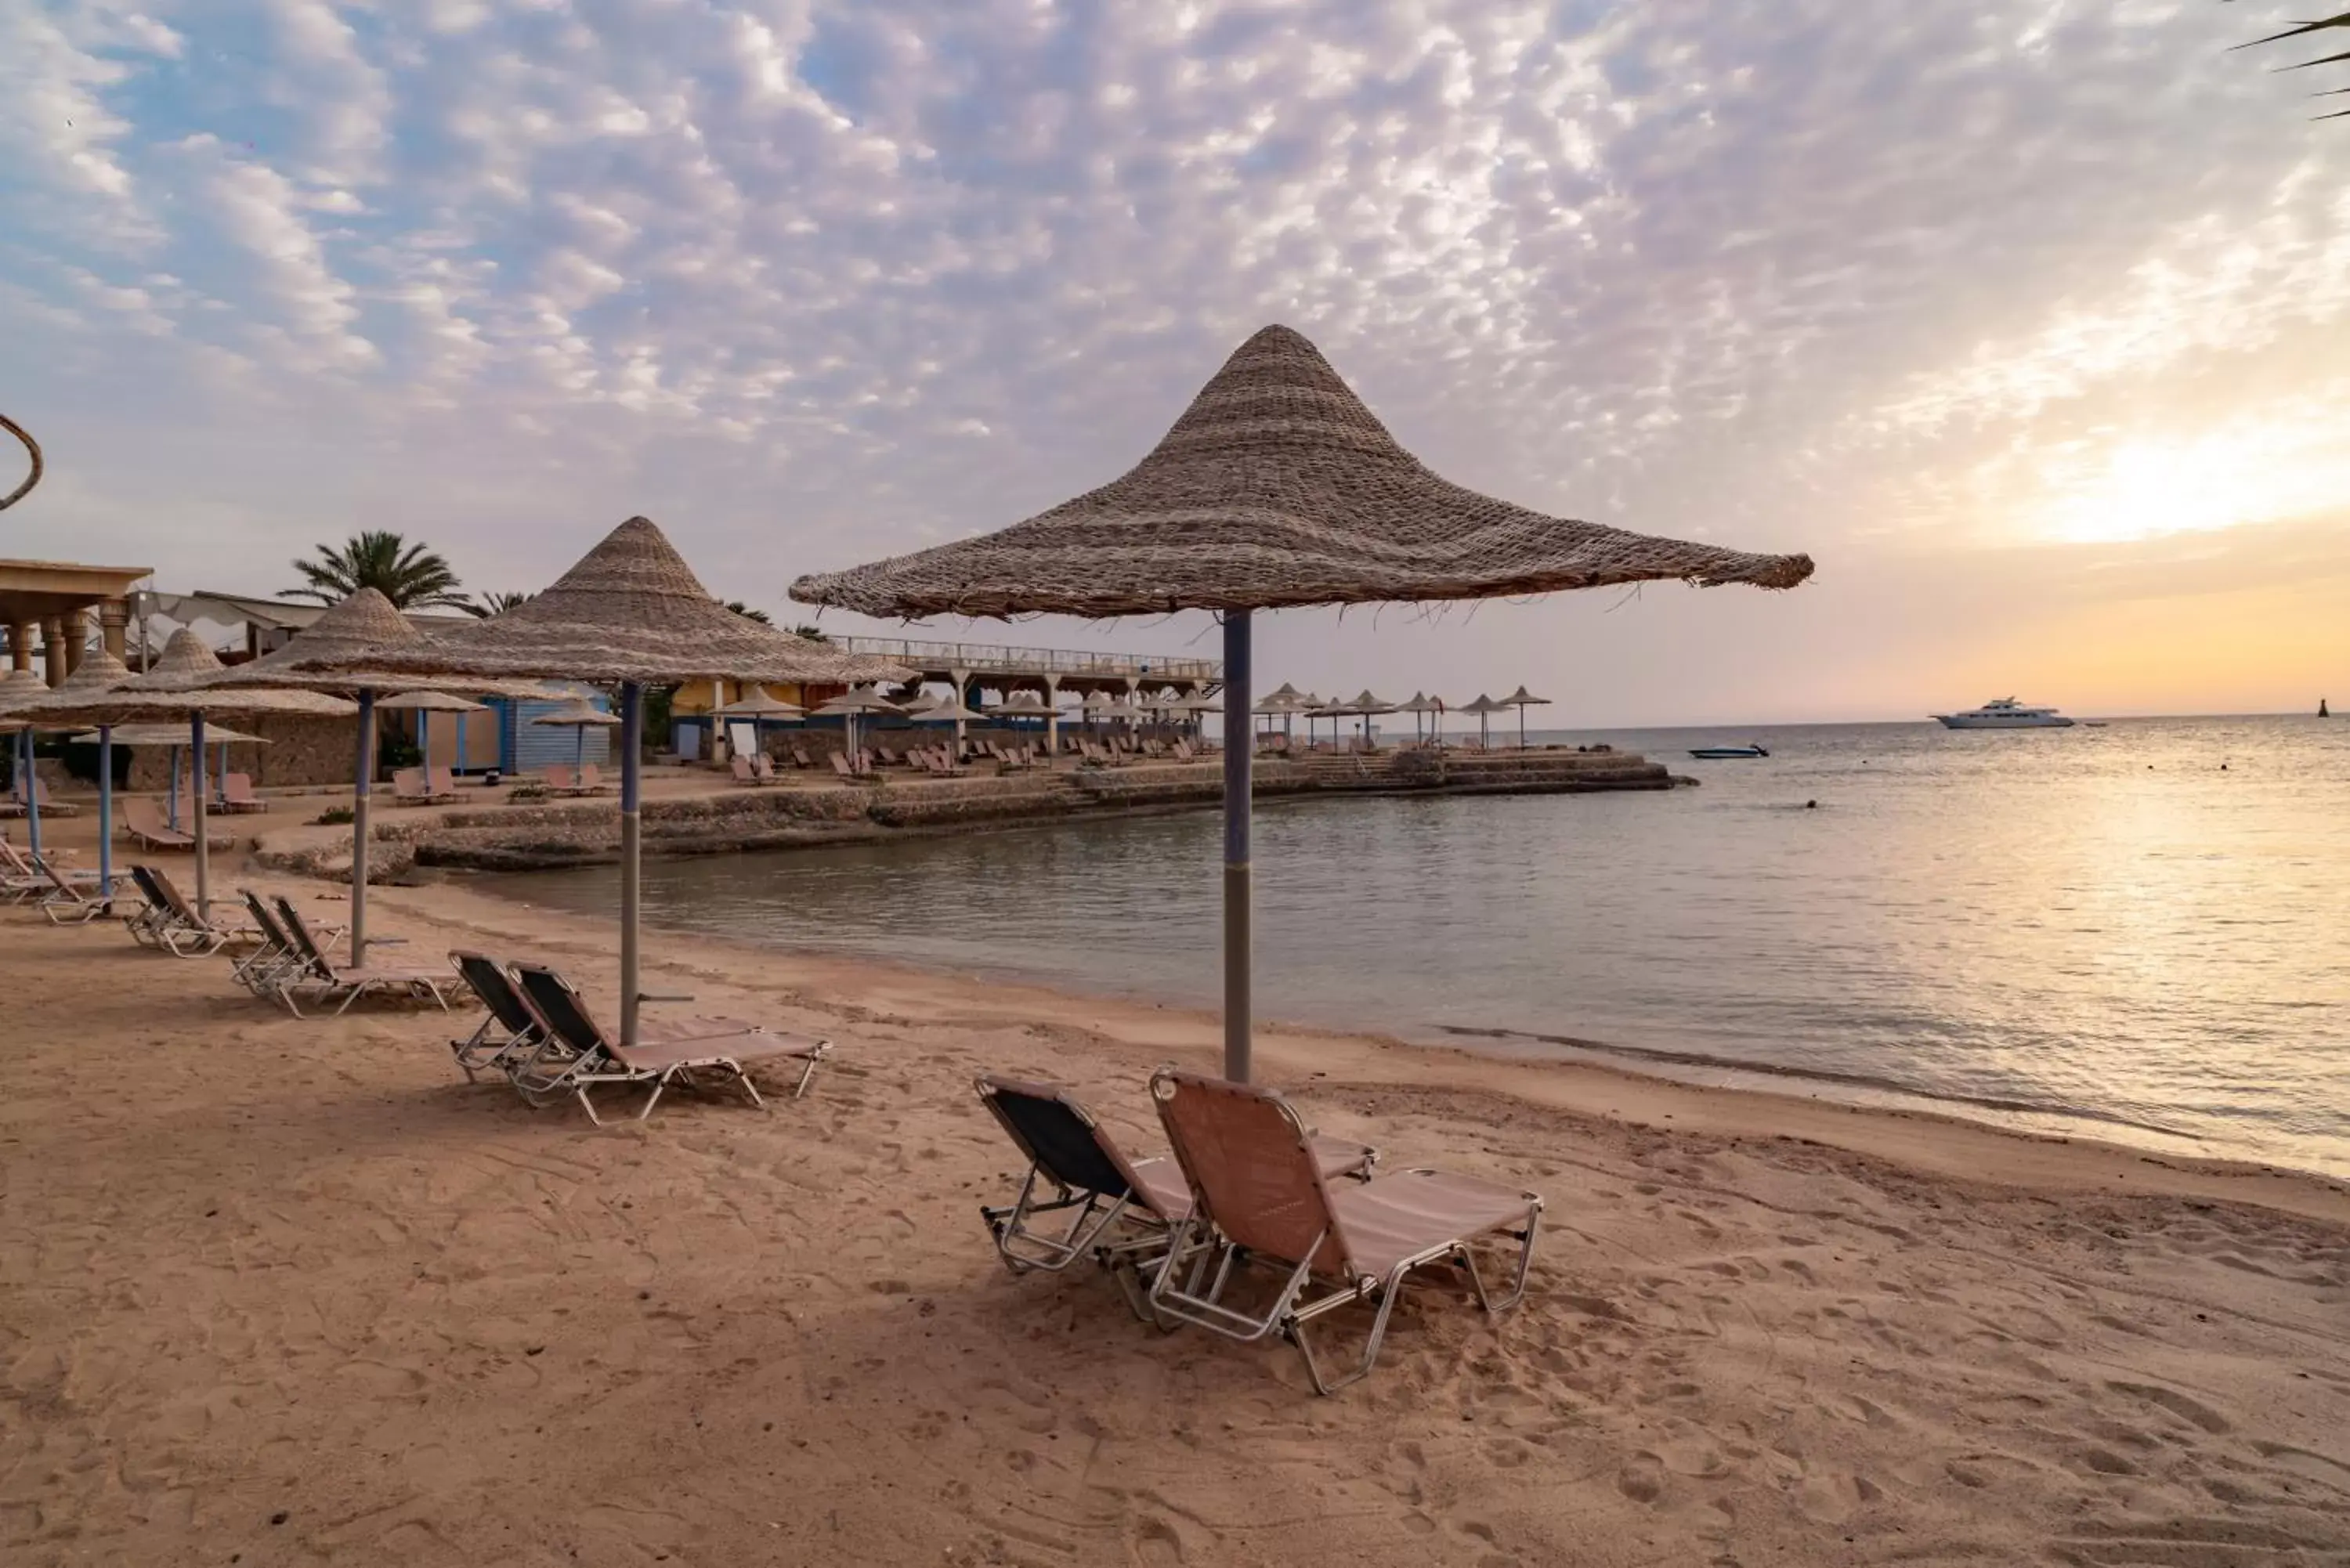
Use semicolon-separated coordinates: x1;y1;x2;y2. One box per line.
913;693;986;748
987;690;1061;753
1397;692;1444;746
284;517;911;1042
1501;685;1552;750
1341;689;1397;748
378;689;487;781
531;696;620;771
197;590;544;959
38;630;352;918
812;686;904;762
1253;681;1313;745
791;323;1812;1081
714;691;806;764
0;667;62;861
1459;693;1501;751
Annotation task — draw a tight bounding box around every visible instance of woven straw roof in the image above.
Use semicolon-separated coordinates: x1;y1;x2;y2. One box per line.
73;723;267;746
8;646;133;716
790;325;1816;619
201;589;562;698
1397;692;1444;714
377;689;486;714
988;692;1058;716
715;693;807;719
531;699;620;728
0;667;49;713
1343;689;1397;714
913;696;986;723
291;518;912;687
812;688;902;716
1460;693;1502;714
44;630;356;721
1501;685;1551;706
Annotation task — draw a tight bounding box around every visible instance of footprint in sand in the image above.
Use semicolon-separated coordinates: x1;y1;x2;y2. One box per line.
1618;1451;1665;1503
2105;1380;2232;1434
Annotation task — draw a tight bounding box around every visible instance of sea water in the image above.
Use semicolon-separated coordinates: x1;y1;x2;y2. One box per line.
490;715;2350;1178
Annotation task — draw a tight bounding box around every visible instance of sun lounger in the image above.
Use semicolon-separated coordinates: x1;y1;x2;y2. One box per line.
730;753;761;786
504;961;830;1125
1143;1068;1543;1394
790;746;812;769
219;772;268;814
266;895;450;1016
122;796;227;851
125;864;258;956
447;951;549;1080
430;764;462;799
976;1075;1376;1290
751;753;783;783
34;859;113;924
5;778;78;818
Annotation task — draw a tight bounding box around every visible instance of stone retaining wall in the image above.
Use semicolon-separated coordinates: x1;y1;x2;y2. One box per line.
259;750;1681;880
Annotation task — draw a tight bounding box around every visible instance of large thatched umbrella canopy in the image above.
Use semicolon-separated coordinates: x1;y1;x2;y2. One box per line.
790;324;1813;1080
288;515;912;1042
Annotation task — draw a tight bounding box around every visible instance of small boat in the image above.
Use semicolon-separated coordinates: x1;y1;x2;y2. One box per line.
1687;744;1769;759
1932;697;2074;729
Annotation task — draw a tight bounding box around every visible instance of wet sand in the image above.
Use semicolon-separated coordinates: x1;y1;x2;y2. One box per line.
2;831;2347;1566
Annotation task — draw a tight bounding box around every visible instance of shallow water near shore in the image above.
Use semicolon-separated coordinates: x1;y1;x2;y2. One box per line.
490;714;2350;1178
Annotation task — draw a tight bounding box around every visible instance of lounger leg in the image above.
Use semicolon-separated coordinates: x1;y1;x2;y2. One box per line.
1289;1272;1408;1397
634;1071;670;1122
730;1062;766;1112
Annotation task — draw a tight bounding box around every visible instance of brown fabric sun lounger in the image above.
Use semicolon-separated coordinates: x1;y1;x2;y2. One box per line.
268;896;450;1016
504;961;830;1125
219;772;268;814
1143;1068;1542;1394
974;1075;1375;1302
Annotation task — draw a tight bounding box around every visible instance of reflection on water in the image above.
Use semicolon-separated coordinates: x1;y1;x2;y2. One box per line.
491;716;2350;1177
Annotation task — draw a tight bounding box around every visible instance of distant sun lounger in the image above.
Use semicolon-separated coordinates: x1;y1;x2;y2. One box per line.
262;895;451;1017
122;796;231;851
1141;1068;1543;1394
504;960;830;1126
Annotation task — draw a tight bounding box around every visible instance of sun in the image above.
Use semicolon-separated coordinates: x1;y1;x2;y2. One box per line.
2033;419;2350;547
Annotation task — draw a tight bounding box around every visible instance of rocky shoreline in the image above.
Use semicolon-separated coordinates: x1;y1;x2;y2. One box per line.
250;747;1677;880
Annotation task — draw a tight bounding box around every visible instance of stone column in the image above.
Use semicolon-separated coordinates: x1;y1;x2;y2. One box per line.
1043;673;1062;758
42;617;67;686
99;598;128;661
60;610;88;675
6;622;32;673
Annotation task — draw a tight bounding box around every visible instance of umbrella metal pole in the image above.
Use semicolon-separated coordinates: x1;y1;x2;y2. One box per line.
619;681;643;1048
351;689;375;964
190;710;209;920
1220;610;1253;1083
168;745;182;831
217;736;229;804
96;724;113;902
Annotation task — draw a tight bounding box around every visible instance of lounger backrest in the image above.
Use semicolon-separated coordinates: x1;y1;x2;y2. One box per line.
393;767;425;797
732;754;756;782
430;766;458;796
129;862;170;912
1151;1069;1350;1277
578;764;601;791
147;865;199;923
273;898;333;971
546;764;575;790
243;890;293;951
226;772;258;803
830;753;853;778
0;837;30;875
752;753;776;779
974;1076;1166;1214
509;962;609;1055
451;951;540;1036
125;797;170;836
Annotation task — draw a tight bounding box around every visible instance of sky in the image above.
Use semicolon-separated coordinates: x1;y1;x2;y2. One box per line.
3;0;2346;726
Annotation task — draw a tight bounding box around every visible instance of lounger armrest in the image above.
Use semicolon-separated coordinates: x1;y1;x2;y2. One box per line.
639;992;696;1003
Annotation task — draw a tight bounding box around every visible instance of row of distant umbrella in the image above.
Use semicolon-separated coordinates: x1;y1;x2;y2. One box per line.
1251;683;1552;747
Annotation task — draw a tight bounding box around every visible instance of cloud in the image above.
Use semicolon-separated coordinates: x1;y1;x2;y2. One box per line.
0;0;2343;719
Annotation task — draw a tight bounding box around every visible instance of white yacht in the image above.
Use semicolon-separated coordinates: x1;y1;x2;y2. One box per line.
1932;697;2075;730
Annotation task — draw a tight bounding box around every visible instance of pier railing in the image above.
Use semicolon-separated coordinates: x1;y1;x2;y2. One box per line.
833;635;1219;683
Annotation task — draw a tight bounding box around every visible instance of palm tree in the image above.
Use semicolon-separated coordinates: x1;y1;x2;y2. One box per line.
2235;9;2350;119
286;532;472;609
467;591;536;618
790;623;830;644
721;600;773;625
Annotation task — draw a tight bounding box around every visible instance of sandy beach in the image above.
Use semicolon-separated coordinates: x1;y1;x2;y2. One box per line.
4;823;2348;1567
